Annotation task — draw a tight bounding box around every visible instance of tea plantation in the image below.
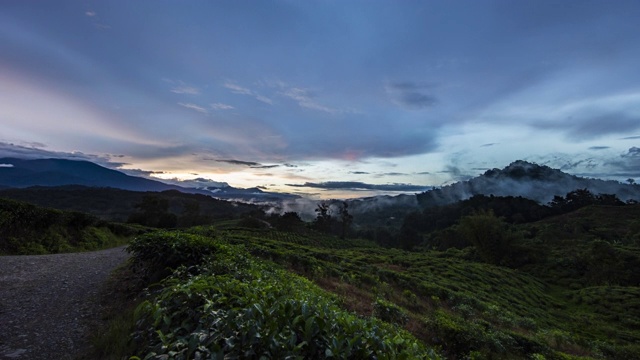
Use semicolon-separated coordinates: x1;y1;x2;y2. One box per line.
119;205;640;359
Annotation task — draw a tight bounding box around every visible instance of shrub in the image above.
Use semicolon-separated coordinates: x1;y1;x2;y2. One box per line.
129;232;441;359
372;298;409;326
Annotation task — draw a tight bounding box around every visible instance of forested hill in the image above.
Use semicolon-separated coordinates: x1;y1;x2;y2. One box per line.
418;160;640;207
0;186;258;225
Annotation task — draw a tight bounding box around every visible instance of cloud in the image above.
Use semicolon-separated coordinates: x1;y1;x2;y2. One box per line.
0;163;14;168
588;146;610;150
255;95;273;105
564;113;640;140
178;102;208;114
85;11;96;17
216;160;282;169
0;142;126;169
224;82;252;95
286;181;431;192
350;171;370;175
171;86;200;95
559;158;597;171
440;165;474;182
599;147;640;178
481;143;498;147
625;147;640;157
280;87;338;114
621;135;640;140
224;82;272;104
159;177;230;189
211;102;234;110
216;159;261;166
386;82;437;110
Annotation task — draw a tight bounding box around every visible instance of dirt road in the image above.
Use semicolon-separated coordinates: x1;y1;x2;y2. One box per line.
0;246;129;359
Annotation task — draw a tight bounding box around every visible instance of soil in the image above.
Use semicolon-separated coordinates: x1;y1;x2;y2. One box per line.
0;246;130;359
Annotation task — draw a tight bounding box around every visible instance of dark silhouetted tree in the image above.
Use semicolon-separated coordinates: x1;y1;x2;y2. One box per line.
338;201;353;239
457;210;515;265
272;211;305;232
313;202;332;233
128;195;176;228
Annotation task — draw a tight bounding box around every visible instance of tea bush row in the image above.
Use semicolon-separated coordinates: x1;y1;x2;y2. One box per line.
127;231;442;359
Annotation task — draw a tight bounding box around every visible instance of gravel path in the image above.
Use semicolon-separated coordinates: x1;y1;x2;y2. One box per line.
0;246;130;359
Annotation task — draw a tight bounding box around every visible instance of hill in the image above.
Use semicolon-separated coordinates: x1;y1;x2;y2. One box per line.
0;185;259;225
418;160;640;207
0;197;139;255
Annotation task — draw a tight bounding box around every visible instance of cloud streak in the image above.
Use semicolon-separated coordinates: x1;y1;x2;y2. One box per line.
287;181;431;192
224;82;272;104
280;87;338;114
178;102;208;114
171;86;200;95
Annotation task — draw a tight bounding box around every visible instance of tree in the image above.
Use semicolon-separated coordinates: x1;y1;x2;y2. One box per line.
128;195;176;228
338;201;353;239
456;210;514;265
627;178;636;185
272;212;304;232
313;202;332;233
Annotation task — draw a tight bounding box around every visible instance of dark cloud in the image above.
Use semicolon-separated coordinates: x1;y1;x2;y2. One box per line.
0;142;127;168
286;181;431;192
481;143;498;147
386;82;437;110
216;159;261;167
559;158;597;171
624;147;640;157
588;146;610;150
416;171;431;175
620;135;640;140
251;165;280;169
380;172;406;176
350;171;370;175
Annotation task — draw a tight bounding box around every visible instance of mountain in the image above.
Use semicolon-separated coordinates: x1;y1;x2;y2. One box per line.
0;157;206;193
0;157;298;201
417;160;640;207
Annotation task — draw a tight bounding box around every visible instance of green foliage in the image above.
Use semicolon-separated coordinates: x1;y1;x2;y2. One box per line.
0;197;134;255
0;186;258;226
126;231;225;281
121;203;640;359
373;298;409;326
128;232;440;359
456;210;518;265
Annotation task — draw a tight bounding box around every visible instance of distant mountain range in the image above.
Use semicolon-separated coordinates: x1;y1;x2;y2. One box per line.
417;160;640;207
1;158;638;210
0;157;297;202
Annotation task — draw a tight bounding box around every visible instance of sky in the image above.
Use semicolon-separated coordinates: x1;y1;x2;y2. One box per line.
1;0;640;199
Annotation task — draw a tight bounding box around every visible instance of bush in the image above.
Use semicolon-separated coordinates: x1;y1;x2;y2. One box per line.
129;232;441;359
